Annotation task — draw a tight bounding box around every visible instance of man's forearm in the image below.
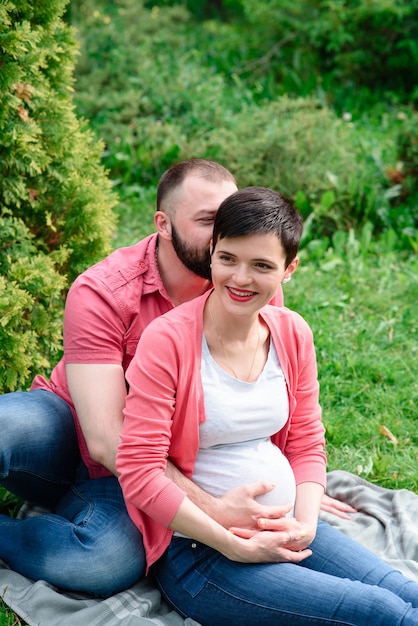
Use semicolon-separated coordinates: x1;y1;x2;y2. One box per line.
166;462;356;529
166;462;290;530
165;460;220;518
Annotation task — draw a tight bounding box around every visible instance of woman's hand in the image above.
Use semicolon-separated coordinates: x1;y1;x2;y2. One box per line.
229;515;314;553
321;494;357;519
226;526;312;564
170;496;312;566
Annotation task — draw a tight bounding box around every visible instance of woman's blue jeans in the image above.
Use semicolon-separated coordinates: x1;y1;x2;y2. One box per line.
153;521;418;626
0;389;145;597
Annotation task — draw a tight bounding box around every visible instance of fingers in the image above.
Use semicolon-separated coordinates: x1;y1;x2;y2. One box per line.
321;494;357;519
238;530;313;564
281;548;312;563
246;481;276;497
218;482;293;530
245;482;292;520
229;527;307;544
257;517;304;533
282;529;309;552
247;481;293;521
228;525;314;564
255;520;310;552
284;529;306;543
229;527;259;539
322;494;356;510
257;504;294;520
320;503;352;520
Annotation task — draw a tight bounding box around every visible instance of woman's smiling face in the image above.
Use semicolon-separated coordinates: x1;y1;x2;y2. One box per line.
210;232;296;318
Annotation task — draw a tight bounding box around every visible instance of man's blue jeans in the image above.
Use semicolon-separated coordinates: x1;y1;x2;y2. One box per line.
153;521;418;625
0;389;145;597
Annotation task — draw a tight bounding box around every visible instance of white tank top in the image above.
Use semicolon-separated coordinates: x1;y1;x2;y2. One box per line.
192;335;296;509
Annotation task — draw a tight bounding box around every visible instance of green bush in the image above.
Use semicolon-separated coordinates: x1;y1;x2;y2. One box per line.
0;0;118;392
70;0;250;187
182;96;397;239
183;97;357;192
68;0;416;252
222;0;418;108
0;217;66;391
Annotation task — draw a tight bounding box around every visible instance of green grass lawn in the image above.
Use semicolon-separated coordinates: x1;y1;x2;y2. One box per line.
1;246;417;624
286;248;418;492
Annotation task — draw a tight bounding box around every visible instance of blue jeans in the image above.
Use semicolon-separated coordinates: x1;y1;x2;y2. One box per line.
0;389;145;597
153;521;418;626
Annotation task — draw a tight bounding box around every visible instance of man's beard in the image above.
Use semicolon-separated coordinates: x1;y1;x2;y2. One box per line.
171;223;212;281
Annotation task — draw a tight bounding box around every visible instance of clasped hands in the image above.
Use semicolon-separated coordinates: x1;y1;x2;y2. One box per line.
213;481;355;564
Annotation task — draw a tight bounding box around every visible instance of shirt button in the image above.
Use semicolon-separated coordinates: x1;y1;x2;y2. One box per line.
191;542;197;549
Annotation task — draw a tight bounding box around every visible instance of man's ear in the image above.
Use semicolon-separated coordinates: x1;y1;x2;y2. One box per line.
209;238;214;255
154;211;172;239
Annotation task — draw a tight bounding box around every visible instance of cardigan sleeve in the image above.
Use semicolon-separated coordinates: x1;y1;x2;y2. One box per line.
117;317;187;528
271;310;326;488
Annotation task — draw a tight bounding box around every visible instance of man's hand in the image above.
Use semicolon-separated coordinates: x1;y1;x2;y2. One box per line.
167;462;357;529
170;495;312;566
320;494;357;519
213;482;292;529
229;515;312;552
227;527;312;564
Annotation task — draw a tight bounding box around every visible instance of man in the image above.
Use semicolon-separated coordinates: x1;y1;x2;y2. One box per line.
0;159;351;597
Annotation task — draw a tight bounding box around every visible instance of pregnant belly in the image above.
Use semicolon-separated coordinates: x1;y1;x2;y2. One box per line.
193;438;296;508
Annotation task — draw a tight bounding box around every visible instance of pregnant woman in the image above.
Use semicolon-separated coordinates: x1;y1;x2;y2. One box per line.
117;186;418;625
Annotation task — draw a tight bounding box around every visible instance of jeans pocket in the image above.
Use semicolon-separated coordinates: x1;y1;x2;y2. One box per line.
163;538;221;599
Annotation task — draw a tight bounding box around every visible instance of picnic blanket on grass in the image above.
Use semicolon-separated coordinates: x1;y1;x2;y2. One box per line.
1;470;418;626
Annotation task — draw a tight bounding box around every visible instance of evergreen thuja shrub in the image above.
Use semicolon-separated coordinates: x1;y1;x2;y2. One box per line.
0;0;118;392
0;216;67;391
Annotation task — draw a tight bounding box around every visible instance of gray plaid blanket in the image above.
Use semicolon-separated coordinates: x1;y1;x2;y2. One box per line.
1;470;418;625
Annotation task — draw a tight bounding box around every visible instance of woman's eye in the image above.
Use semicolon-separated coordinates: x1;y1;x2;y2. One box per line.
256;263;271;270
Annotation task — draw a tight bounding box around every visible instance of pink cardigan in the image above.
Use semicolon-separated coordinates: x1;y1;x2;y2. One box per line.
117;291;326;570
31;234;284;479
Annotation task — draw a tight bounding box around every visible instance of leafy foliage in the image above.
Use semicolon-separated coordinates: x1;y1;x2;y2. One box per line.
0;0;118;392
68;0;417;253
0;216;66;390
0;4;417;621
207;0;418;108
66;0;418;494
